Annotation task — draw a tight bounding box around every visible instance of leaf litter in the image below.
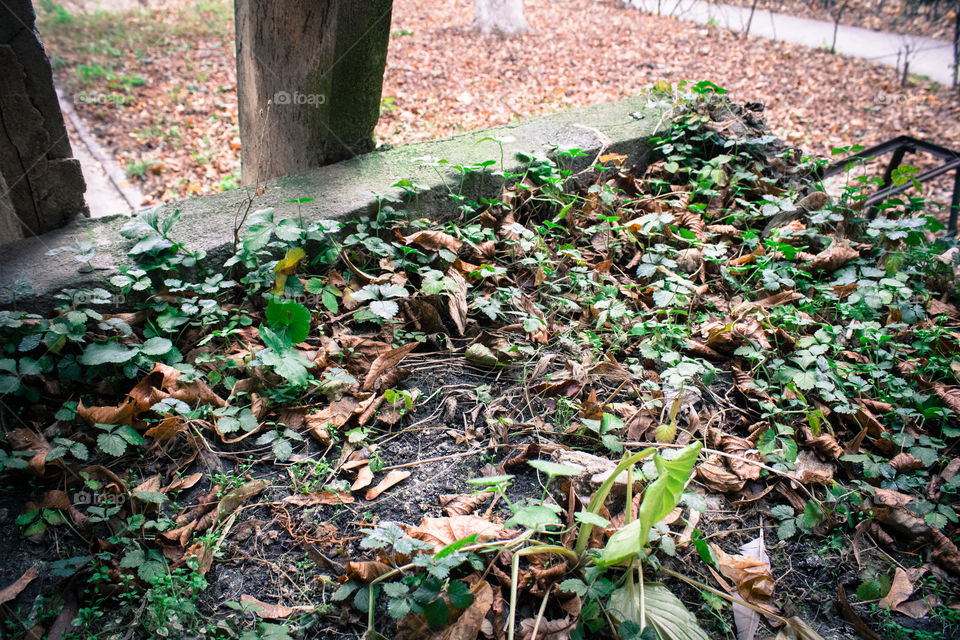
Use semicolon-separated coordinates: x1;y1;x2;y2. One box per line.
1;83;960;638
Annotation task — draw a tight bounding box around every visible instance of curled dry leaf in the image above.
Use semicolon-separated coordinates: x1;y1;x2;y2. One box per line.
716;431;762;481
879;568;914;613
365;469;411;500
889;452;923;472
408;515;506;553
696;455;745;493
346;560;392;583
363;342;418;392
400;229;463;253
837;584;882;640
0;566;38;605
518;616;573;640
712;544;775;607
789;451;834;485
351;465;375;492
439;492;494;516
930;527;960;576
238;594;305;619
282;491;354;506
802;239;859;273
446;268;469;336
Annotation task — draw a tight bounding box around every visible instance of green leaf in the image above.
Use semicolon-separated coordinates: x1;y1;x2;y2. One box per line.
558;578;588;597
369;299;399;320
116;425;145;446
97;432;127;457
527;459;580;477
575;510;611;528
265;298;311;345
120;549;145;568
140;337;173;356
272;438;293;461
793;369;817;391
600;443;701;567
81;342;138;366
447;580;474;609
802;500;825;529
138;560;167;584
436;533;478;560
642;584;711;640
387;596;411;618
423;598;450;628
506;504;561;530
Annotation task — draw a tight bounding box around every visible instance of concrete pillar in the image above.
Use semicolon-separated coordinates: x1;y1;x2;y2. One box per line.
0;0;87;245
234;0;393;184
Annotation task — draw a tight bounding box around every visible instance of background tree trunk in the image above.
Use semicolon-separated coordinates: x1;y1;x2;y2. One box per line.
474;0;529;35
235;0;393;185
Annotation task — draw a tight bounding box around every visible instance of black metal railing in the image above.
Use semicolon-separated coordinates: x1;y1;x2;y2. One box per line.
822;135;960;237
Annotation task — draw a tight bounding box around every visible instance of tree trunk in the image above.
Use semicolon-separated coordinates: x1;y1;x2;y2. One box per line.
474;0;529;35
235;0;393;185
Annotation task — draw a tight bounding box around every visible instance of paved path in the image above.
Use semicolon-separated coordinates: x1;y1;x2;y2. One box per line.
58;90;141;218
625;0;956;86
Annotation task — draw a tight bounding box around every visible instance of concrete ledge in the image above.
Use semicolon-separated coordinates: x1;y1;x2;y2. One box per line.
0;94;667;311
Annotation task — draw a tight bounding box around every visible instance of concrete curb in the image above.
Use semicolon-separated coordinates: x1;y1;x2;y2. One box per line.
0;94;667;311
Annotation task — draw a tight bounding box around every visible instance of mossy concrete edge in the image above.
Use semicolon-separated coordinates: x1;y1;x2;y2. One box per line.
0;94;667;311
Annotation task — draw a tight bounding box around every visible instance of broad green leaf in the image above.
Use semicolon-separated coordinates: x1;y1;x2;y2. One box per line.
81;342;138;366
507;504;561;530
600;443;701;567
265;298;311;345
140;337;173;356
120;549;145;568
116;425;145;446
97;433;127;457
138;560;167;583
528;459;580;477
575;511;611;528
272;438;293;461
608;583;710;640
423;597;450;628
447;580;474;609
369;299;399;320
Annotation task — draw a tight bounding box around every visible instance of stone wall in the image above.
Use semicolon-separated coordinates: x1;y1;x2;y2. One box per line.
0;0;88;245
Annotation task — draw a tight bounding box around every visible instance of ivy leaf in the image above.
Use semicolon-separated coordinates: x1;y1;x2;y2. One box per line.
81;342;138;366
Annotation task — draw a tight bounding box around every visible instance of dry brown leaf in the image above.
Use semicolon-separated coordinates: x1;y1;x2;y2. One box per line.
400;229;463;253
447;268;469;336
802;239;859;273
717;432;762;481
0;566;38;605
836;583;882;640
872;487;913;508
239;594;298;619
163;472;203;493
8;429;53;476
434;580;493;640
930;527;960;576
712;544;775;606
790;451;834;485
408;515;506;553
282;491;354;506
696;455;746;493
518;616;573;640
879;567;914;612
439;492;493;516
346;560;393;583
889;452;923;472
195;479;268;532
363;342;418;392
365;469;412;500
351;465;375;492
